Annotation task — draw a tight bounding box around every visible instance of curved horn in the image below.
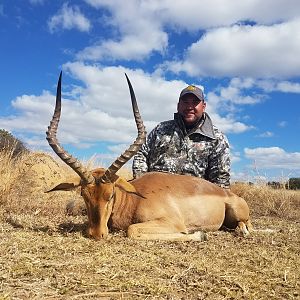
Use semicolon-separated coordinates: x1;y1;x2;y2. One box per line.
46;72;95;184
100;73;146;183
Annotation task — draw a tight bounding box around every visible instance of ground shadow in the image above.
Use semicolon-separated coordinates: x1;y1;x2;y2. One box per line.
58;221;88;237
4;214;88;237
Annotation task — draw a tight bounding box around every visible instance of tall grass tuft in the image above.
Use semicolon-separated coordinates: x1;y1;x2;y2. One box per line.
0;129;28;158
231;182;300;221
0;144;29;205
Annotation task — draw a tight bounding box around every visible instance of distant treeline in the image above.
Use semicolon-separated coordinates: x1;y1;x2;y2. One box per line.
267;178;300;190
234;178;300;190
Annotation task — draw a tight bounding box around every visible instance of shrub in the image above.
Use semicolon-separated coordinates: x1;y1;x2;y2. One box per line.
288;177;300;190
0;129;29;158
0;146;28;205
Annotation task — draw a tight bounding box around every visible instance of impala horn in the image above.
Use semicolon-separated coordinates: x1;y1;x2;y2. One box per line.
46;72;95;184
99;73;146;183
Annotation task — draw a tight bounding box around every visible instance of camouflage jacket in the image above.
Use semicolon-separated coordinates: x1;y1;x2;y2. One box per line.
132;112;231;188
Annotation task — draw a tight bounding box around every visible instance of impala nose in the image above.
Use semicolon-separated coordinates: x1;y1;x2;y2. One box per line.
88;227;109;240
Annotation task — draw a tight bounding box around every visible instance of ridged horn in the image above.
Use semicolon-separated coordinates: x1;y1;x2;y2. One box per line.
99;73;146;183
46;71;95;184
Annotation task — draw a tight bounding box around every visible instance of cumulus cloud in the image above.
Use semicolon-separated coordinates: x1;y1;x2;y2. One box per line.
79;0;300;79
160;0;300;29
1;91;55;133
278;121;287;128
244;147;300;170
166;18;300;78
0;63;254;152
208;77;265;109
200;77;263;134
231;151;241;163
209;114;253;134
257;80;300;93
78;1;167;60
77;32;168;61
48;3;91;33
85;0;300;29
256;131;274;138
62;61;182;122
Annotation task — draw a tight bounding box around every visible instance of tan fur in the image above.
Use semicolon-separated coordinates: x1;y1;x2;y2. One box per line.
50;169;252;241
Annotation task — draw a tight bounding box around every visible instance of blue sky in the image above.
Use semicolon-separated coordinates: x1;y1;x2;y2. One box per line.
1;0;300;182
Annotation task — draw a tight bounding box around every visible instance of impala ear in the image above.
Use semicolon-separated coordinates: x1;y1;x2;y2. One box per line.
115;177;146;198
45;176;81;192
115;177;137;193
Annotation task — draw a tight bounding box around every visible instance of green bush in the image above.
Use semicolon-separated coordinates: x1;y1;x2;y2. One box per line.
0;129;29;158
288;178;300;190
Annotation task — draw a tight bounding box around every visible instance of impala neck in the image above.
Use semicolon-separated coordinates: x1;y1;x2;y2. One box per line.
108;187;139;230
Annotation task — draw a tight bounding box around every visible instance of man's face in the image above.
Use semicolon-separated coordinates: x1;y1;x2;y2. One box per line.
177;94;206;127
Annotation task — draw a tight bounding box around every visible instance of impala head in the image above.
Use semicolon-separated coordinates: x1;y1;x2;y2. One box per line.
46;72;146;239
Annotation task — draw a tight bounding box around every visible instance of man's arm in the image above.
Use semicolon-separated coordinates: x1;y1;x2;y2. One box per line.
132;142;150;178
132;127;157;178
205;132;231;188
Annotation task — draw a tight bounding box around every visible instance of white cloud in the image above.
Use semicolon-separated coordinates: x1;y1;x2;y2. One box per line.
245;147;300;170
207;112;253;134
160;0;300;29
257;80;300;93
200;77;262;134
85;0;300;29
166;18;300;78
276;81;300;93
256;131;274;138
77;32;168;61
48;3;91;33
79;0;300;79
278;121;287;128
231;151;241;163
62;62;180;122
209;77;265;106
78;1;167;60
1;91;55;133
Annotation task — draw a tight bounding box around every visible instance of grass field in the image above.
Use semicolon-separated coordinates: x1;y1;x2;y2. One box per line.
0;150;299;299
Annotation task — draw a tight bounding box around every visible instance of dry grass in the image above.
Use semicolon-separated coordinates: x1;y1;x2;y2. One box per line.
231;183;300;221
0;147;27;204
0;150;299;299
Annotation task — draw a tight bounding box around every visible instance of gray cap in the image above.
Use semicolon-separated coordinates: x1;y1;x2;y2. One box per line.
180;85;204;101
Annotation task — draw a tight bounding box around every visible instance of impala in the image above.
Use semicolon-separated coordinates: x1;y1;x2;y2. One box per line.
46;72;252;241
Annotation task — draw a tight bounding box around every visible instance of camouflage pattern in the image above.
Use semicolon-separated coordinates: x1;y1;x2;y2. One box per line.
132;112;231;188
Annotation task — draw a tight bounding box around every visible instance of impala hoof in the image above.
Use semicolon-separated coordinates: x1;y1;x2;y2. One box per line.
193;231;208;241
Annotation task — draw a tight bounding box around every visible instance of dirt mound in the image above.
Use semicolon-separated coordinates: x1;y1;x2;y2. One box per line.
7;152;85;216
20;152;70;192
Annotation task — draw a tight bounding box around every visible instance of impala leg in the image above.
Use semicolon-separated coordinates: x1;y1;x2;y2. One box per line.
127;220;207;241
237;221;250;237
246;219;253;232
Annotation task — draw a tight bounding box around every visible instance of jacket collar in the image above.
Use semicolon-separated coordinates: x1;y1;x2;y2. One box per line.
174;112;215;139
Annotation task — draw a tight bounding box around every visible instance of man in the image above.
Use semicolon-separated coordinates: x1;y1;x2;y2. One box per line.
132;85;231;188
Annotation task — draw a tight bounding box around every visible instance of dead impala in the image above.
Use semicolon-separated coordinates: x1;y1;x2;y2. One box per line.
46;72;252;241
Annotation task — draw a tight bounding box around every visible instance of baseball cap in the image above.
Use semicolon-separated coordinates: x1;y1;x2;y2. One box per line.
179;85;204;101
